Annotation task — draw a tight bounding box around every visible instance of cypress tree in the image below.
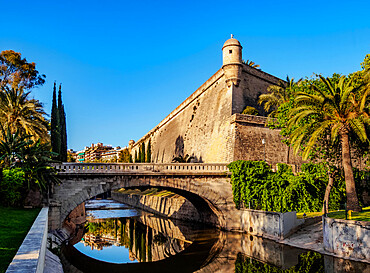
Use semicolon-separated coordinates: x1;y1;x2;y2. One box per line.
141;142;145;163
51;82;60;158
138;149;141;163
129;154;133;163
146;140;151;163
58;84;67;162
135;151;138;163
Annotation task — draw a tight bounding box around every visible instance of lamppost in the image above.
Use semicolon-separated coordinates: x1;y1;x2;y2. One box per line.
262;138;266;162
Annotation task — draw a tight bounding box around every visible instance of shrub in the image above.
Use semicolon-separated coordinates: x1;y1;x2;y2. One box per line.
241;106;259;115
0;168;25;206
227;160;356;213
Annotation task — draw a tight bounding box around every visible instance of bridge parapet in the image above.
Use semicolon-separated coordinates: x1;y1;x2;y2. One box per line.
53;163;230;175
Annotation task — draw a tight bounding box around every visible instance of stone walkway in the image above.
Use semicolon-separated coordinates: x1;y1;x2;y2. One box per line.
279;220;324;253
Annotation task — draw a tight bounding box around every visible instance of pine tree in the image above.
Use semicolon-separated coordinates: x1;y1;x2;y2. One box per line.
58;84;67;162
50;82;60;158
141;142;145;163
146;140;151;163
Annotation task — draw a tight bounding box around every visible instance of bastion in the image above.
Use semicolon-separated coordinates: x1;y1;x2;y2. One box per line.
130;36;301;167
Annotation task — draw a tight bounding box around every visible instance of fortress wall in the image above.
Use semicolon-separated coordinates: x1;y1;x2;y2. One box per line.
232;114;303;168
132;69;236;163
130;59;290;164
232;65;283;115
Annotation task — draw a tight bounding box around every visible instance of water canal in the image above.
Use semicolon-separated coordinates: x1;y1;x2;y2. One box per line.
60;199;370;273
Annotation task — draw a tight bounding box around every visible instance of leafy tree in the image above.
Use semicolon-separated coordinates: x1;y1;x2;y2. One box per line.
0;50;45;89
67;151;75;162
241;106;259;115
118;148;131;163
0;127;58;192
0;168;25;206
146;140;151;163
287;75;368;211
0;86;49;142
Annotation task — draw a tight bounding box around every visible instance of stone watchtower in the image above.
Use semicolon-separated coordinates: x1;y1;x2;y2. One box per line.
222;34;243;87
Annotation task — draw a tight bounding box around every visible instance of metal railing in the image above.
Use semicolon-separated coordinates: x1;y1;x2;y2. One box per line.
53;163;230;175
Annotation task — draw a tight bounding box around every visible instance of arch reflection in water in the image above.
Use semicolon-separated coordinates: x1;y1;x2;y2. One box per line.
62;199;370;273
75;217;190;263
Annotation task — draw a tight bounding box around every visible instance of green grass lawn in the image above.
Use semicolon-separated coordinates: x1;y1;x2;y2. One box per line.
296;211;324;219
0;206;40;273
328;206;370;222
296;206;370;222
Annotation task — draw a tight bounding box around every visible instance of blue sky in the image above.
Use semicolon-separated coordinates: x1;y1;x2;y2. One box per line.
1;0;369;150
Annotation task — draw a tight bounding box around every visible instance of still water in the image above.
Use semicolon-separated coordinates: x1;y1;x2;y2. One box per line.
61;199;370;273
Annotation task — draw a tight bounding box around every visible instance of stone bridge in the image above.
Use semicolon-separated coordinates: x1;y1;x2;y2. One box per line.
49;163;244;231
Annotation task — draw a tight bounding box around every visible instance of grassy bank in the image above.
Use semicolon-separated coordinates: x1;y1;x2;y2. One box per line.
0;206;40;273
328;206;370;222
296;206;370;222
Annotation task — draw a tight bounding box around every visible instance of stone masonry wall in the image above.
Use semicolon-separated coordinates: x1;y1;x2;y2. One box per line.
233;114;303;168
111;191;201;222
323;216;370;261
232;64;282;115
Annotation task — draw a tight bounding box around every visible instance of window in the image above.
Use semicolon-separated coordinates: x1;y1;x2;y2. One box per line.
229;50;232;54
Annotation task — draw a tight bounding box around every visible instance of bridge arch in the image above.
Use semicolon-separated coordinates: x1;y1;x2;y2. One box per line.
50;163;241;231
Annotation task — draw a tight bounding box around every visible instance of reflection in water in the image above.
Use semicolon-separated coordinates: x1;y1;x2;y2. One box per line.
61;199;370;273
235;251;325;273
77;217;190;263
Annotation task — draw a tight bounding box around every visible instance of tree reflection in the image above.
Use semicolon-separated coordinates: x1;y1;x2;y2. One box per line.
81;217;189;263
235;251;324;273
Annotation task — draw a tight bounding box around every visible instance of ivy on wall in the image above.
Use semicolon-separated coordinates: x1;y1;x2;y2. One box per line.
227;160;368;213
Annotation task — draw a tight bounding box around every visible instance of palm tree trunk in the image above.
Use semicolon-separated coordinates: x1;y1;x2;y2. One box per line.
341;131;361;212
322;169;334;213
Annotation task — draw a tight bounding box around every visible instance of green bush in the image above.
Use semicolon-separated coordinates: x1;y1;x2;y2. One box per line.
241;106;259;115
0;168;25;206
227;160;361;213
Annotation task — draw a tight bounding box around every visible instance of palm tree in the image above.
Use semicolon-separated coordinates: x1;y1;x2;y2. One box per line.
20;139;59;190
287;75;369;211
0;126;32;167
242;59;260;69
258;76;298;117
0;86;49;142
172;154;194;163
